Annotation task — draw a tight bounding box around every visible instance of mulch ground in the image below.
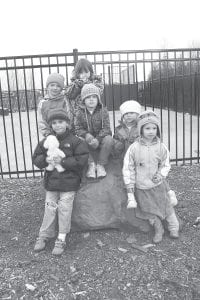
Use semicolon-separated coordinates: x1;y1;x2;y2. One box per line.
0;165;200;300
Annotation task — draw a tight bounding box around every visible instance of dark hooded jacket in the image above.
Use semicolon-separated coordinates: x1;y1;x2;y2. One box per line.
32;130;89;192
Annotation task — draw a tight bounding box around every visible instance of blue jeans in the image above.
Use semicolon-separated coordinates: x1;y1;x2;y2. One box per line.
88;135;114;165
39;191;75;239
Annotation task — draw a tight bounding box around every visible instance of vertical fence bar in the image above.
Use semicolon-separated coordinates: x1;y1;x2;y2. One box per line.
151;52;154;110
108;64;115;130
14;60;27;178
5;59;19;177
143;52;146;108
182;51;185;164
159;52;163;135
119;54;122;105
166;52;170;151
102;54;107;107
174;51;178;165
22;59;35;177
135;53;138;101
189;50;193;164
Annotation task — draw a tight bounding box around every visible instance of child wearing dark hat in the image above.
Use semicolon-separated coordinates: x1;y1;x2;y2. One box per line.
38;73;74;137
75;83;113;179
66;58;104;111
123;110;179;243
33;108;89;256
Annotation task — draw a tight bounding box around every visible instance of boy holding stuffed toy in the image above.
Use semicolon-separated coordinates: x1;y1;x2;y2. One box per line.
32;108;89;256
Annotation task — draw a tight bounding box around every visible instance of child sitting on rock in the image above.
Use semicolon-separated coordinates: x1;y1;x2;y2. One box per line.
123;110;179;243
33;108;89;256
113;100;141;158
75;83;113;179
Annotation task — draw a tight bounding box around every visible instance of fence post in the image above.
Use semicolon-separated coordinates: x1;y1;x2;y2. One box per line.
73;48;78;66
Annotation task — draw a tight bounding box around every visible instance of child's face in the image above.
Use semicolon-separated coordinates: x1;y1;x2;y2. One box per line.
47;83;62;97
84;95;98;109
142;122;158;141
123;112;139;125
51;119;68;135
79;71;90;82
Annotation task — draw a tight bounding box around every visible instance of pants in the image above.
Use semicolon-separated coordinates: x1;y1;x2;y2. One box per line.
39;190;75;239
88;135;114;165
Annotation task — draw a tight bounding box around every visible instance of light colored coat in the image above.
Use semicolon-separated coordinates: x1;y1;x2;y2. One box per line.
123;137;170;190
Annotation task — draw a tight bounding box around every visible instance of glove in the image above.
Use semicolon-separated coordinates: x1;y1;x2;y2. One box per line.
167;190;178;206
152;173;163;184
127;193;137;209
85;133;94;144
89;138;99;149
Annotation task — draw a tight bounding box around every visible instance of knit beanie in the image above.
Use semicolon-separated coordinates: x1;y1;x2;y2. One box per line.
138;110;161;138
46;73;65;89
47;108;70;124
120;100;141;117
81;83;101;103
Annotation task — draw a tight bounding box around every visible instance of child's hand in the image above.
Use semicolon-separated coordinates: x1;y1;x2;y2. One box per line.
152;173;163;183
89;138;99;149
127;193;137;209
53;156;62;164
85;133;94;144
46;157;54;164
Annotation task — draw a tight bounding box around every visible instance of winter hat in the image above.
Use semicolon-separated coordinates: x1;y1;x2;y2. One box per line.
120;100;141;117
81;83;101;103
47;108;70;124
138;110;161;138
46;73;65;89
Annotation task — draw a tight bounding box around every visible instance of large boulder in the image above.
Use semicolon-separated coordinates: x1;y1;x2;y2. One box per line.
71;158;150;233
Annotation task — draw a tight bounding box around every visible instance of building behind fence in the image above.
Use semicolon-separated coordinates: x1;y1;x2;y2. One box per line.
0;48;200;178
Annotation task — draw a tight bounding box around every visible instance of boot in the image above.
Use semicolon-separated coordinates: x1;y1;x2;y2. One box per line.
86;162;96;178
96;164;106;178
150;218;164;244
34;237;47;252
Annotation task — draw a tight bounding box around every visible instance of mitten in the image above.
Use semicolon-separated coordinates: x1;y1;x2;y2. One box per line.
89;138;99;149
167;190;178;206
127;193;137;209
152;172;163;184
85;133;94;144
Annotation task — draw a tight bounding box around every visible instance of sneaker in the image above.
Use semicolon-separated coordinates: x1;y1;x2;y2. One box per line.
96;164;106;178
169;230;179;239
86;162;96;178
34;237;47;252
52;239;66;256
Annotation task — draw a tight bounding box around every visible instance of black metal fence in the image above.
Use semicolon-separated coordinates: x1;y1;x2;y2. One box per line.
0;48;200;178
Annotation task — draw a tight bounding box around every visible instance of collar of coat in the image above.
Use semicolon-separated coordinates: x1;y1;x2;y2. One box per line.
139;136;160;145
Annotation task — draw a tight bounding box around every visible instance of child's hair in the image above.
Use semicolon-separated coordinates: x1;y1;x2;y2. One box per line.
138;110;161;138
73;58;94;79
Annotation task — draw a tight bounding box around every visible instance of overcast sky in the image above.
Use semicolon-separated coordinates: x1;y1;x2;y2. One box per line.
1;0;200;57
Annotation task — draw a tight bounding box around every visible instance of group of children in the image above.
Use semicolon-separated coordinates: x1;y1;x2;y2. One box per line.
32;58;179;256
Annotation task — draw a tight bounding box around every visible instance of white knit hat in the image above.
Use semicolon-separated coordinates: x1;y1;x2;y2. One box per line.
119;100;141;117
138;110;161;138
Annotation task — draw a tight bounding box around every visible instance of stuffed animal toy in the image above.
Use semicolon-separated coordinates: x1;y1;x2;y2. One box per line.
43;135;65;172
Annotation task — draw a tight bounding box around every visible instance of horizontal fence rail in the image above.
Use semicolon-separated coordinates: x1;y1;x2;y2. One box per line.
0;48;200;178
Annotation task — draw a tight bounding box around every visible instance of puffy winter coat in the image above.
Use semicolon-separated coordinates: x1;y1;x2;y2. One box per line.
123;137;170;190
37;94;74;137
32;130;89;192
75;103;112;142
113;120;139;156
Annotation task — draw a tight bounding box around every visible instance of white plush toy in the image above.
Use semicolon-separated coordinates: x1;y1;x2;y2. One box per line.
43;135;65;172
